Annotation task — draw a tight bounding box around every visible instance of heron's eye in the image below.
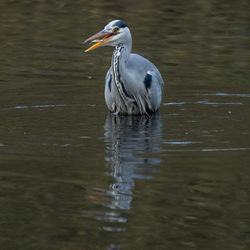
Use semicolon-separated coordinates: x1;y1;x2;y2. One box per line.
113;27;120;32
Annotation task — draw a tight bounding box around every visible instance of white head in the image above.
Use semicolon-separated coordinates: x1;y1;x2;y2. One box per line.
84;20;132;52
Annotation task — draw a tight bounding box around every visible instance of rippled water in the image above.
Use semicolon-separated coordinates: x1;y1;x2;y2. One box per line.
1;1;250;249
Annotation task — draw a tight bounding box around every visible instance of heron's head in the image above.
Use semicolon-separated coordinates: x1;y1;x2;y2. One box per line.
84;20;130;52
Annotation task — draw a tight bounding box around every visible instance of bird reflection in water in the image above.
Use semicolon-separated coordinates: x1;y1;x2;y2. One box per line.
83;113;162;247
104;113;163;212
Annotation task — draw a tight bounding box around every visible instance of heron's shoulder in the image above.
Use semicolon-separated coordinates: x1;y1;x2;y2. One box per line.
129;53;151;63
129;53;159;71
128;53;163;84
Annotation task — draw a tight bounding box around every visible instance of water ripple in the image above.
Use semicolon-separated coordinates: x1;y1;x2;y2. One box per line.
197;93;250;98
4;104;66;110
163;147;250;152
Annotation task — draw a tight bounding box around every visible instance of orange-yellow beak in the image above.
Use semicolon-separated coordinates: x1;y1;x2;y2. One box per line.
84;30;115;52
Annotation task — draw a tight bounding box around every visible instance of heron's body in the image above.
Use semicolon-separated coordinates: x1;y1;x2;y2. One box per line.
85;20;164;115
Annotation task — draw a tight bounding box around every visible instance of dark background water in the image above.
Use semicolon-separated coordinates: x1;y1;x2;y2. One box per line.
1;0;250;249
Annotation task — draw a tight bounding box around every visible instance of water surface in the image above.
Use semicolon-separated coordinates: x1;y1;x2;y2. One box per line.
1;1;250;249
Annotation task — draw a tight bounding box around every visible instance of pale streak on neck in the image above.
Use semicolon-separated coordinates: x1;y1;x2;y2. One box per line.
112;44;134;104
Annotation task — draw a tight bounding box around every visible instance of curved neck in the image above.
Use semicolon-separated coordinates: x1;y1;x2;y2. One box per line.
113;46;131;65
111;37;133;103
112;30;132;64
111;42;130;83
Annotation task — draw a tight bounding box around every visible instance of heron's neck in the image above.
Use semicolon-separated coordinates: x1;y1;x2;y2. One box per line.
113;44;131;64
111;29;132;66
111;42;133;103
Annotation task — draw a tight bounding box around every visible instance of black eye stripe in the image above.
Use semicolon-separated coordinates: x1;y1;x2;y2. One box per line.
114;20;127;28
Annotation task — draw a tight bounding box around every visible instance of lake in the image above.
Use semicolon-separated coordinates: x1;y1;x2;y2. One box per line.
0;0;250;249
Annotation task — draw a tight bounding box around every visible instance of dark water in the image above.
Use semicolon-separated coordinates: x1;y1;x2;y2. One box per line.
1;1;250;249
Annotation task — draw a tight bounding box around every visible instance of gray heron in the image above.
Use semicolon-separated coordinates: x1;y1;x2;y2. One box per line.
84;20;164;115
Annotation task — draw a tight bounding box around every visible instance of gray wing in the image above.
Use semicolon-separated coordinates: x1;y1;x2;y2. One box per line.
104;67;113;111
122;53;163;112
